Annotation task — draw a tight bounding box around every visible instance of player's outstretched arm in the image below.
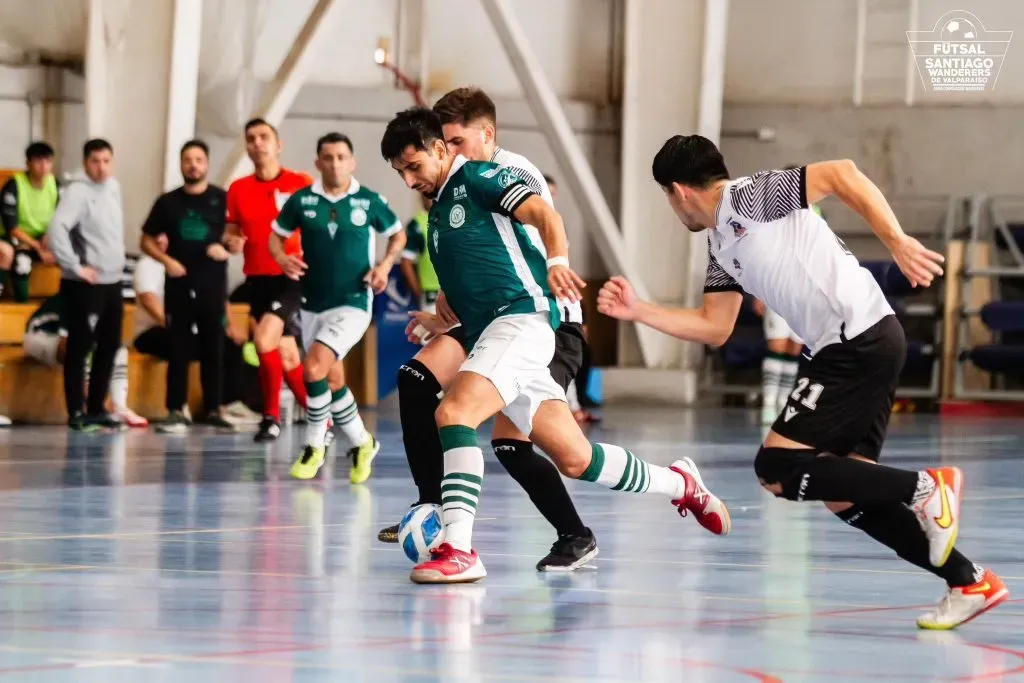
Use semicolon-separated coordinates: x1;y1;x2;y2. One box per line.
805;160;944;287
598;276;742;347
513;195;586;302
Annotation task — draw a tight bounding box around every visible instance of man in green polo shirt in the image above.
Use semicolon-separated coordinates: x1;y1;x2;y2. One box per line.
270;132;406;483
0;142;60;302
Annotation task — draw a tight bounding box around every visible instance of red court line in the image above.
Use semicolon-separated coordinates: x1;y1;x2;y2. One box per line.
0;622;306;648
806;627;1024;683
0;662;77;677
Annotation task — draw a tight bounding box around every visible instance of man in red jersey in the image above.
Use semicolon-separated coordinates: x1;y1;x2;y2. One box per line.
225;118;312;441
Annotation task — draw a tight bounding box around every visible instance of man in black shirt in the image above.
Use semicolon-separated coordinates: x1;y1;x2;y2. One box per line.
140;139;231;429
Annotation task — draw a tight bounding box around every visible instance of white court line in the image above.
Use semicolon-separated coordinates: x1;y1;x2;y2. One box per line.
2;542;1022;584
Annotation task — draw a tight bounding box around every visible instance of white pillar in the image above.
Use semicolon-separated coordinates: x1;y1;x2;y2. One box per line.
480;0;656;366
617;0;728;382
216;0;341;186
163;0;203;191
84;0;108;139
84;0;176;251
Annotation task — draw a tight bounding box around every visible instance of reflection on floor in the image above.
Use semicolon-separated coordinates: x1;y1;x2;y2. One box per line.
0;406;1020;681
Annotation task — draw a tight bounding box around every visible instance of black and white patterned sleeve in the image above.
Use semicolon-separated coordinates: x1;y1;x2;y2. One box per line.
502;166;545;196
703;239;743;294
729;167;808;223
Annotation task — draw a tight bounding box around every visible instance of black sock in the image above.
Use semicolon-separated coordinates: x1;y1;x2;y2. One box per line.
836;503;980;587
397;359;443;505
773;451;922;504
492;438;588;537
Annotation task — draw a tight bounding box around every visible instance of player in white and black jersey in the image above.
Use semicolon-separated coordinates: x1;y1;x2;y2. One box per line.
377;87;599;572
598;134;1007;629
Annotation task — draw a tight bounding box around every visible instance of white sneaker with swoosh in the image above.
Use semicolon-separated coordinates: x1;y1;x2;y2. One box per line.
912;467;963;567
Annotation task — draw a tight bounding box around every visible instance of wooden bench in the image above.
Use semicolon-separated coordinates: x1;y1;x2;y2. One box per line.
0;301;378;424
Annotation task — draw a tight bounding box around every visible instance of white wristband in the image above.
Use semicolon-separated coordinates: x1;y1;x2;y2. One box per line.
546;256;569;269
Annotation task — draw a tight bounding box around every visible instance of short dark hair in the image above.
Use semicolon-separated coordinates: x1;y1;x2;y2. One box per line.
180;139;209;157
25;142;54;161
244;118;278;137
433;87;497;127
380;107;445;162
651;135;729;189
317;132;353;156
543;173;556;186
83;138;113;159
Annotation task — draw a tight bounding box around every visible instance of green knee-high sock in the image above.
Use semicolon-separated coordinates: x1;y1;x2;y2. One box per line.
439;425;484;552
304;378;331;447
331;386;370;447
579;443;685;498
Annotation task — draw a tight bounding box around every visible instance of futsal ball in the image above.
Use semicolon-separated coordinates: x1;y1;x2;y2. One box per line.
398;504;445;563
941;19;977;41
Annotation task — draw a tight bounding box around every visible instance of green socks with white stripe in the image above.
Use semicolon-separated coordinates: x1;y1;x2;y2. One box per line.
579;443;686;498
304;381;371;449
332;386;370;448
438;425;485;552
305;378;332;447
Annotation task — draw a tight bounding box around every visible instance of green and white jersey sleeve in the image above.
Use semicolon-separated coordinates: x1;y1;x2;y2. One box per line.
367;191;403;237
427;157;558;348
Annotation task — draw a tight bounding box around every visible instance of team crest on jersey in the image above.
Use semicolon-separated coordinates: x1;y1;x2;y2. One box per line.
732;258;742;274
449;204;466;228
727;217;746;238
350;208;367;226
497;170;515;188
303;209;316;218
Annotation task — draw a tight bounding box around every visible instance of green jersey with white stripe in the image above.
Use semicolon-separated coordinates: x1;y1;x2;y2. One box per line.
428;156;558;348
273;180;402;313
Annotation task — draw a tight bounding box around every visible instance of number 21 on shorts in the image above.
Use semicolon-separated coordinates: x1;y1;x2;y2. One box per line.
790;377;824;411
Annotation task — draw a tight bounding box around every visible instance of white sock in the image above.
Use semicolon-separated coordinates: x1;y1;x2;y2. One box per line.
332;386;370;447
111;346;129;412
304;378;332;448
439;425;484;552
566;379;582;412
911;471;936;506
762;355;785;414
777;358;799;413
579;443;685;498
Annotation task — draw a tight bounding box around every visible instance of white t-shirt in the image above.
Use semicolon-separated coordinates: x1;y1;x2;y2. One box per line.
704;166;893;355
133;255;164;337
490;147;584;325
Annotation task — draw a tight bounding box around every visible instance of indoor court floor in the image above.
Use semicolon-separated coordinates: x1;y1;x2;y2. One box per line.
0;405;1021;682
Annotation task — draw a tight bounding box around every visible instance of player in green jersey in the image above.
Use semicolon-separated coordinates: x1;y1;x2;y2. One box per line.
381;107;731;584
271;132;406;483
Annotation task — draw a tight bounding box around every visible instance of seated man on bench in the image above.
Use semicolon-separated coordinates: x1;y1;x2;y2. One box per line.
23;292;148;428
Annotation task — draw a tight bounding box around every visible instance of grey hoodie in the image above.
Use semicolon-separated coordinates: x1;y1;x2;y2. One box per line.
48;174;126;285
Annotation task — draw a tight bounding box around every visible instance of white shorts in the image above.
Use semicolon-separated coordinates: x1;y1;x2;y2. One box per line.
764;307;803;344
299;306;372;358
461;313;565;435
24;331;64;367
